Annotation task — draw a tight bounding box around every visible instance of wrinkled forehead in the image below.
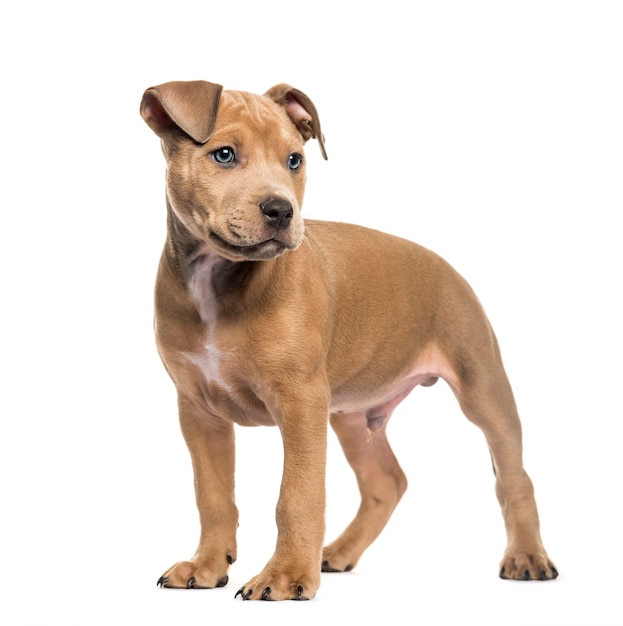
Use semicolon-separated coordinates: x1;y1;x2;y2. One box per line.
213;90;302;146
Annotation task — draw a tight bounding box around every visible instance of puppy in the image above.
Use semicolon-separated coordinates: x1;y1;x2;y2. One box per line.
140;80;557;600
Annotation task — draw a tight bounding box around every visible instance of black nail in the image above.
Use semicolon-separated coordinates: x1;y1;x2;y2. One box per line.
523;570;531;580
235;587;244;598
227;554;235;565
216;575;228;588
540;569;547;581
552;567;559;579
499;567;507;579
261;587;272;600
243;589;252;600
187;576;196;589
344;564;353;572
157;576;169;588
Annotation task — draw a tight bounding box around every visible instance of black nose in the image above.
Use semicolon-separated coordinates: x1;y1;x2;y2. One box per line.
260;198;293;229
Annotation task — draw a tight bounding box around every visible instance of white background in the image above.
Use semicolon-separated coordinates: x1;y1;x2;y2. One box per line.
1;1;622;625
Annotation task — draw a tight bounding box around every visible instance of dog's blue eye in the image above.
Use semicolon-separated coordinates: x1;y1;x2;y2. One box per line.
288;153;303;171
212;147;236;164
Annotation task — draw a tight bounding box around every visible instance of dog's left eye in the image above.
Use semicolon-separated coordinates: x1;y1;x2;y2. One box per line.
288;153;303;171
212;147;236;165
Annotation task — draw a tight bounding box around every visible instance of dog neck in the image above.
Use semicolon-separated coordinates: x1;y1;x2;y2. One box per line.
163;201;273;319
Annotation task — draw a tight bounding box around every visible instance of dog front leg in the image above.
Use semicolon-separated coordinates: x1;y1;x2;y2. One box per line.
158;395;238;589
236;393;328;601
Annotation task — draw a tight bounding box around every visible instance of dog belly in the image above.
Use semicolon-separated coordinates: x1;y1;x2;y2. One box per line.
331;372;433;414
329;345;456;423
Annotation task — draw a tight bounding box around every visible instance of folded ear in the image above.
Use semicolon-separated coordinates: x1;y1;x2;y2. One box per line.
140;80;223;144
264;84;327;160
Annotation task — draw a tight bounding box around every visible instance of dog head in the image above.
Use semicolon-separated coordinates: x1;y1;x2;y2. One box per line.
140;80;327;262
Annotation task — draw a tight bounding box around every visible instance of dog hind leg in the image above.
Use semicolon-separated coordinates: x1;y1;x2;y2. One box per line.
447;338;558;581
322;410;407;572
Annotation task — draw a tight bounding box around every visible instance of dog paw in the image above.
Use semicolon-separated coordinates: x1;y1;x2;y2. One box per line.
157;557;233;589
234;567;319;601
321;544;357;573
499;553;559;581
321;559;354;573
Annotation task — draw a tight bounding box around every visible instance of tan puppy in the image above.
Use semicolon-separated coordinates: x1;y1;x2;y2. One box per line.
140;80;557;601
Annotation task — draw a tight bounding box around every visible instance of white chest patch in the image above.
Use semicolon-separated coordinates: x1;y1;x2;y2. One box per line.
186;343;230;390
185;255;231;391
188;255;220;327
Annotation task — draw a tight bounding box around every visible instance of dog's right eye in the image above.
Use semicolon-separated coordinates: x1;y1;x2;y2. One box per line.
211;147;236;165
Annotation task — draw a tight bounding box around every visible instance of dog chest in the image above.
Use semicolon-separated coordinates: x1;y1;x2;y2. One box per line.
185;343;231;391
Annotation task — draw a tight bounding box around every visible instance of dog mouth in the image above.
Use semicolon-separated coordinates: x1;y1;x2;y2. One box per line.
209;231;297;261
